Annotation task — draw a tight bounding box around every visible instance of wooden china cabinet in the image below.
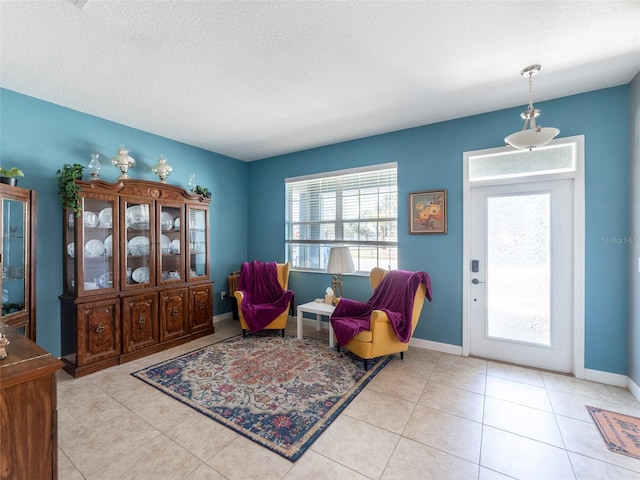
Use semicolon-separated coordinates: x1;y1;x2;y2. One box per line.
60;179;213;377
0;183;37;340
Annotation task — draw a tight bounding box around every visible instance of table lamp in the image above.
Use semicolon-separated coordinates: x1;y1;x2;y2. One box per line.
327;246;355;300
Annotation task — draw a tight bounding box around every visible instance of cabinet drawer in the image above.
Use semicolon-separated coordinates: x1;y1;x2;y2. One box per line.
122;293;158;353
77;299;121;365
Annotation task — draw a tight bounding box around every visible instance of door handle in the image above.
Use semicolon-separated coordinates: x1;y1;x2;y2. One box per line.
471;278;485;285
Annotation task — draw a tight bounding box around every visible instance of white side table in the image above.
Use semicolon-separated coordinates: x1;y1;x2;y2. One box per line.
296;301;336;348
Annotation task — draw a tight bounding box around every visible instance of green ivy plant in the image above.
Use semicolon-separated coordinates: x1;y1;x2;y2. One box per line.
194;185;212;198
56;163;85;216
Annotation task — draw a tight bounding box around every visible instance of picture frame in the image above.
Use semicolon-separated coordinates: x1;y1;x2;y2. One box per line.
409;189;447;234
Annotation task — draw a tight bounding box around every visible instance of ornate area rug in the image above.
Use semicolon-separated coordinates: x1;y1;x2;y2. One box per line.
586;406;640;460
132;333;391;461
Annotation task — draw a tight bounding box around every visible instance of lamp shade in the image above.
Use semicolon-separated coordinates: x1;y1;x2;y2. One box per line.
504;126;560;150
327;246;355;274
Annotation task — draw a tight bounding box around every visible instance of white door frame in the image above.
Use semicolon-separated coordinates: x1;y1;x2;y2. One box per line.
462;135;585;378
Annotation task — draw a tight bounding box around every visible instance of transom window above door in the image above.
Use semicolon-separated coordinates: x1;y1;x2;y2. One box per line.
285;163;398;273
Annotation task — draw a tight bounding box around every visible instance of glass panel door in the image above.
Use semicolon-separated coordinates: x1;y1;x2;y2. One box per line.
79;196;117;296
123;199;154;288
486;193;551;345
2;198;26;318
187;206;208;279
159;203;184;284
469;180;573;372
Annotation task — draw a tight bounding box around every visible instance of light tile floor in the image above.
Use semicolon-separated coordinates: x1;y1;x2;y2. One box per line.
57;317;640;479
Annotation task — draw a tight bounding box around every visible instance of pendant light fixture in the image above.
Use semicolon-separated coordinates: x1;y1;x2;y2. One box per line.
504;64;559;150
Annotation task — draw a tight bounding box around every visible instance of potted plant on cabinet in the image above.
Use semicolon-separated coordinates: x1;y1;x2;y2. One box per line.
56;163;85;217
0;167;25;186
194;185;212;198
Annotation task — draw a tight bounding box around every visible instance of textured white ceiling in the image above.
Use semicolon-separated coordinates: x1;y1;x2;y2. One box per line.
1;1;639;161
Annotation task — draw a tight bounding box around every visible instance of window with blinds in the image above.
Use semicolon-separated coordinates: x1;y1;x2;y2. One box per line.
285;163;398;272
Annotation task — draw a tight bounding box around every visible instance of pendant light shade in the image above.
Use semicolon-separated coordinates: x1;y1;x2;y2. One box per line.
505;65;559;150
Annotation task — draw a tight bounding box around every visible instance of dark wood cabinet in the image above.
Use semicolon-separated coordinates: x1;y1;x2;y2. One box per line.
0;184;37;340
160;287;189;342
122;293;158;353
0;323;62;480
60;179;213;377
191;284;213;334
77;298;121;366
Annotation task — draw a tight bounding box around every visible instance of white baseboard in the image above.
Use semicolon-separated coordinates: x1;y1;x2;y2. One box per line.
409;337;463;356
628;377;640;402
584;368;628;387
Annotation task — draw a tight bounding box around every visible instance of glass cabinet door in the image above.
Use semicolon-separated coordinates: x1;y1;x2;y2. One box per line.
158;203;184;284
122;198;154;289
1;198;27;320
187;206;209;279
74;196;117;296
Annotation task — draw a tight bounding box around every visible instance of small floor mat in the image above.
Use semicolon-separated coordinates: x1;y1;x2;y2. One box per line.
586;406;640;460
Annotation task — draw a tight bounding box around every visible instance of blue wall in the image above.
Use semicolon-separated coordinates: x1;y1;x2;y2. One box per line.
628;73;640;386
0;88;248;357
0;86;632;375
247;86;631;375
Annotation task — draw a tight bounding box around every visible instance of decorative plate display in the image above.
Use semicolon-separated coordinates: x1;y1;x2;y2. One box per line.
83;211;98;228
161;234;171;253
170;238;180;254
174;217;180;230
67;242;74;258
98;208;113;228
98;271;113;288
85;239;105;257
128;235;149;255
126;205;150;229
132;267;150;283
160;212;174;231
104;235;113;257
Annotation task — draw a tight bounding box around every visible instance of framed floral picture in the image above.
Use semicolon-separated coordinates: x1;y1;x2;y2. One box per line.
409;190;447;234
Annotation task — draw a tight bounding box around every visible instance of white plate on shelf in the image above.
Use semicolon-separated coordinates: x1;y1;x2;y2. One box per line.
85;239;105;257
98;271;113;288
128;235;149;255
132;267;150;283
160;212;174;231
126;205;150;229
83;211;98;228
98;208;113;228
174;217;180;230
67;242;74;258
161;234;171;253
104;235;113;257
170;238;180;254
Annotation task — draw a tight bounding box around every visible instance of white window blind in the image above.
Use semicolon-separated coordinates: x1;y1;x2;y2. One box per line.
285;163;398;272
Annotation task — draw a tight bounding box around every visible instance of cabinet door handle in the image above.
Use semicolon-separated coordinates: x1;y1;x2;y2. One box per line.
199;301;205;310
172;308;179;317
96;323;105;334
138;314;146;325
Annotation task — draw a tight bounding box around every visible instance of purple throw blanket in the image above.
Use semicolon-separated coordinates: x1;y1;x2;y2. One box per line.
330;270;432;347
237;261;294;333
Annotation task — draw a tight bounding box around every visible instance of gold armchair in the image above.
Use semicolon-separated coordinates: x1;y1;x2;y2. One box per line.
332;268;431;370
234;262;292;337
